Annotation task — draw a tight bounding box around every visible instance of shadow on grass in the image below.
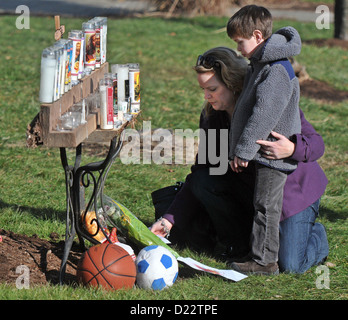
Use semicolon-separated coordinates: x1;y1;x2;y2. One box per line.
0;199;66;223
320;206;347;222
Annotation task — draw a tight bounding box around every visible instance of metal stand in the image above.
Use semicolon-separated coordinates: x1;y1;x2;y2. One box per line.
59;133;124;284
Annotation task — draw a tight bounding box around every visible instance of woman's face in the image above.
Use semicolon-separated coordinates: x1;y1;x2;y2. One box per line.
197;71;235;115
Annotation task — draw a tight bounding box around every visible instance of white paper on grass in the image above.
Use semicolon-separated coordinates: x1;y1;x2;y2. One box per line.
154;234;247;281
177;257;248;282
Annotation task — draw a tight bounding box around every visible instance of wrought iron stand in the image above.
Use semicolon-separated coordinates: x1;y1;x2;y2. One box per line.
58;132;124;284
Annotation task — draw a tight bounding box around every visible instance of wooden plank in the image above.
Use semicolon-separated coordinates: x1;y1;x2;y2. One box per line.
83;127;125;144
46;114;97;148
84;111;141;144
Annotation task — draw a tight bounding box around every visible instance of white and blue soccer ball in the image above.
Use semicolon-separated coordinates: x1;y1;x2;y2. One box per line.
135;245;178;290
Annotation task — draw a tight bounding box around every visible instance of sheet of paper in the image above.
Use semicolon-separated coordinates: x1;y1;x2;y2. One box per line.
157;235;171;244
177;257;248;282
154;234;247;281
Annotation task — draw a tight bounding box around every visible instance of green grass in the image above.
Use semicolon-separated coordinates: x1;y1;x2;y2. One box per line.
0;14;347;301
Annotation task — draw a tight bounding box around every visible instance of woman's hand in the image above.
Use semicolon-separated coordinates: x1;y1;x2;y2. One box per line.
150;218;173;238
256;131;295;160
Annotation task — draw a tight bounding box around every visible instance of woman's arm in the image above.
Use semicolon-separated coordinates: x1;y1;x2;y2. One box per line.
256;109;325;162
151;109;229;232
289;109;325;162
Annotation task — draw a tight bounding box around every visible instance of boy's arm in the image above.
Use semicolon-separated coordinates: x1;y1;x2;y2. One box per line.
234;64;295;162
230;156;248;173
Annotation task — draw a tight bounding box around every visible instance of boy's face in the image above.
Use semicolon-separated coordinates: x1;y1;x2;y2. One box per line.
232;30;264;59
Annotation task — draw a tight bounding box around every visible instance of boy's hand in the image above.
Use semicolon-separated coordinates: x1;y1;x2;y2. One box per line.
230;156;249;173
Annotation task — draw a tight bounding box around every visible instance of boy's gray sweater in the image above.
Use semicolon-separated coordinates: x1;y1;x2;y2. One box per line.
229;26;302;171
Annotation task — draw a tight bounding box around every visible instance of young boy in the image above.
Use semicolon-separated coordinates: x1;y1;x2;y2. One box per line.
226;5;302;275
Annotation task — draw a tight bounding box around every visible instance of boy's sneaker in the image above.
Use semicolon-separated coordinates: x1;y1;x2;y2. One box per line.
228;259;279;275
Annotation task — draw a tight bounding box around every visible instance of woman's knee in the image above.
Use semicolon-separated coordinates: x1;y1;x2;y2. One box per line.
278;222;329;274
189;168;213;199
278;256;304;274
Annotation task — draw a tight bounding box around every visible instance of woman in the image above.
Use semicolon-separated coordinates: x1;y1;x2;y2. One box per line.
151;47;329;274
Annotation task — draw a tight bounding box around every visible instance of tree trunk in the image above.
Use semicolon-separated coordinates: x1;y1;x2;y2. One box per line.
335;0;348;40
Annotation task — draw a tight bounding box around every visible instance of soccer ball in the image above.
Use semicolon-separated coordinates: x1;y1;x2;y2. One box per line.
135;245;178;290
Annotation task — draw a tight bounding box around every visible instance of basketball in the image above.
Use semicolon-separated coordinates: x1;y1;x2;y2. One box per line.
76;242;136;290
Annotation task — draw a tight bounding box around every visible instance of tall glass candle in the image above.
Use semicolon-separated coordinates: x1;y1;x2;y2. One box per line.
53;46;62;101
39;47;56;103
111;64;129;109
82;22;96;71
68;31;82;81
128;63;140;112
94;20;101;68
99;79;114;129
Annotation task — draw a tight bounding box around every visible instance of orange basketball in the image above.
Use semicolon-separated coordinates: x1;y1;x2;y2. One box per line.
76;242;136;290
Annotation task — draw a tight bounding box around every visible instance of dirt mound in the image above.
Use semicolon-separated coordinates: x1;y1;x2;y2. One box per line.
240;0;333;11
300;79;348;102
0;229;82;286
304;38;348;50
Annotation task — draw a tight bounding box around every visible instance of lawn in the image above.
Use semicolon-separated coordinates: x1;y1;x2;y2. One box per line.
0;12;347;302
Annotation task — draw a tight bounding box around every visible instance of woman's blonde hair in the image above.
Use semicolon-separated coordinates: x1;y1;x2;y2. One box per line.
193;46;248;115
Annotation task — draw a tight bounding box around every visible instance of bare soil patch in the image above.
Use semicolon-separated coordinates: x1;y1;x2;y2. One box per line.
300;78;348;102
0;229;81;286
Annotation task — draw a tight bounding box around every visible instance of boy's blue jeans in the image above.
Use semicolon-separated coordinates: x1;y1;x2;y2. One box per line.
278;198;329;273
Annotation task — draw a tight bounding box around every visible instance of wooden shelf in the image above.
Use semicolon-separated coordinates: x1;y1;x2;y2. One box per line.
38;63;109;148
27;62;141;149
84;113;140;143
43;114;98;148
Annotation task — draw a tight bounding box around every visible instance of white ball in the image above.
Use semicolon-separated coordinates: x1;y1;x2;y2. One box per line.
135;245;178;290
